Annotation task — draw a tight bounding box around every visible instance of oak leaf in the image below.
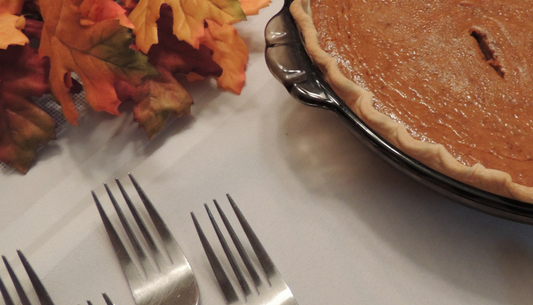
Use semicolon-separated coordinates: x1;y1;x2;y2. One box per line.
39;0;159;125
0;44;54;174
128;0;246;53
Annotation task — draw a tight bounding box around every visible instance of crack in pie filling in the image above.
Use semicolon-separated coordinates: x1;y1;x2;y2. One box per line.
290;0;533;202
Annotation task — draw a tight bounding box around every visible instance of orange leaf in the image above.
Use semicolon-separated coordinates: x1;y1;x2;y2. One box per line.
0;0;24;14
39;0;159;125
0;13;28;49
147;6;222;78
128;0;246;53
200;19;248;94
78;0;134;28
238;0;270;15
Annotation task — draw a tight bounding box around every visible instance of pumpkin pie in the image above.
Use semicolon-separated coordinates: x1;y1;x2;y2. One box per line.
290;0;533;202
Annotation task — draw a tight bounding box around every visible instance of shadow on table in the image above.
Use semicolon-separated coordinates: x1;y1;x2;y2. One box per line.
279;99;533;305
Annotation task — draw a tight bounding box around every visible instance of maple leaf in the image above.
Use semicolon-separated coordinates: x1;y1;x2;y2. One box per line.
0;0;23;14
39;0;159;125
0;44;54;174
0;0;29;50
148;6;222;77
128;0;246;53
116;72;193;139
78;0;134;28
114;7;218;139
238;0;271;15
200;19;248;94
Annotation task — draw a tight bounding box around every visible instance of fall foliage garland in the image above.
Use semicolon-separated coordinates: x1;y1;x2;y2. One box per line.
0;0;270;174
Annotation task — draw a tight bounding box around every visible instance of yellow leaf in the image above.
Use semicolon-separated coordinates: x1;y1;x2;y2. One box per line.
201;20;248;94
0;13;28;49
129;0;246;53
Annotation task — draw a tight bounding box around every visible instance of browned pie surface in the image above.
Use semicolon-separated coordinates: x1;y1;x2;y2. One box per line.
310;0;533;186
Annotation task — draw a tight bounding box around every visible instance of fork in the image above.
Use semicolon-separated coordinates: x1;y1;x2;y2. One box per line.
92;173;199;305
191;194;299;305
0;250;54;305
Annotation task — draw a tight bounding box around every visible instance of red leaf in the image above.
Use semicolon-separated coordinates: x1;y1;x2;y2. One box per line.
0;44;54;174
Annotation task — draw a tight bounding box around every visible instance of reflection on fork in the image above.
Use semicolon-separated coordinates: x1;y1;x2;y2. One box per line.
92;173;199;305
191;194;299;305
0;250;54;305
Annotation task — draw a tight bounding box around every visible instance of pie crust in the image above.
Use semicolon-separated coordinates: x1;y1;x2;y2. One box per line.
290;0;533;203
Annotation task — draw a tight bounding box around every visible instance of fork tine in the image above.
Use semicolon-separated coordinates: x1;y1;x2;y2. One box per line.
226;194;276;278
205;203;251;296
213;199;262;287
87;293;114;305
17;250;54;305
115;178;159;256
191;212;239;304
104;183;149;263
92;191;136;273
128;173;175;247
102;293;114;305
0;274;14;305
2;255;31;305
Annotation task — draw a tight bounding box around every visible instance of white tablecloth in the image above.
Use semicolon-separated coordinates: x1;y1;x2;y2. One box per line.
2;2;533;304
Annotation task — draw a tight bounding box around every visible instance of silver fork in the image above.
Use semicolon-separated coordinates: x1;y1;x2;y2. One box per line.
191;194;299;305
92;173;199;305
0;250;54;305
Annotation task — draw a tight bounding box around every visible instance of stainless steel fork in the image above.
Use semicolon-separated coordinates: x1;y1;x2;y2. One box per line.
92;173;199;305
0;250;54;305
191;194;298;305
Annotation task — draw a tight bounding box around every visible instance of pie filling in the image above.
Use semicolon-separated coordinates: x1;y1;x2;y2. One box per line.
300;0;533;190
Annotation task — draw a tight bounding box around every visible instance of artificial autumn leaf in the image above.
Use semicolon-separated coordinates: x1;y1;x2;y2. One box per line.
0;14;28;49
116;72;193;139
114;7;219;139
78;0;133;28
0;0;23;14
128;0;246;53
200;19;248;94
0;44;54;174
132;77;192;139
22;18;43;40
238;0;270;15
39;0;159;126
0;0;28;49
148;6;222;78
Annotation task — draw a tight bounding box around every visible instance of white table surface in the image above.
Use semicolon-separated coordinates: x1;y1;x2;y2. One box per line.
2;1;533;304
